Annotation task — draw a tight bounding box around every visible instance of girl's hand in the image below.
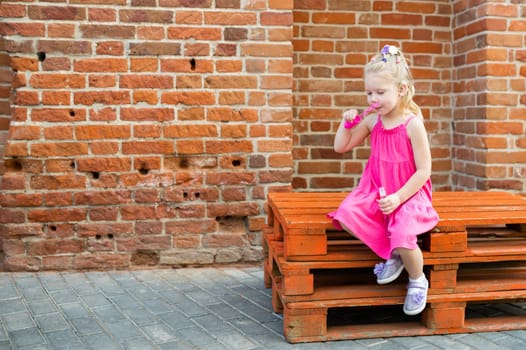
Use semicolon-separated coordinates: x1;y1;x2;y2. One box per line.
377;193;402;215
342;109;359;123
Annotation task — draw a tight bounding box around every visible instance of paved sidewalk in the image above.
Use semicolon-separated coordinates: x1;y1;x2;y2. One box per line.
0;266;525;350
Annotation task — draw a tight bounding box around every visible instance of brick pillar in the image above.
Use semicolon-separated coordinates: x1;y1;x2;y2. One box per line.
451;0;526;191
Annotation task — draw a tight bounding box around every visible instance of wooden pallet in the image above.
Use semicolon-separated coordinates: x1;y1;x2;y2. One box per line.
267;191;526;259
274;273;526;342
264;228;526;296
264;191;526;342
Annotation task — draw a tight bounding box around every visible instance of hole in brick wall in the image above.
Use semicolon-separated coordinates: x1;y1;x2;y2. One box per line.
131;250;160;266
190;58;196;70
138;167;149;175
183;190;201;200
95;234;102;240
108;234;114;239
5;159;23;171
37;51;46;62
232;159;241;167
70;161;76;169
91;172;100;179
215;215;246;234
49;225;57;231
69;110;75;117
179;158;189;168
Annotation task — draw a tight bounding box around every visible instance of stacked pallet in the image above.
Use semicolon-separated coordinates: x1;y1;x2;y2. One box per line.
263;191;526;343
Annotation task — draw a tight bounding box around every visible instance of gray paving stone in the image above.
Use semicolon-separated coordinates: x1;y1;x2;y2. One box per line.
14;275;40;289
158;310;194;330
209;328;259;350
18;345;54;350
35;313;70;333
170;298;208;318
49;290;79;304
158;339;197;350
104;319;145;341
184;289;220;306
44;329;87;350
122;336;159;350
59;302;91;319
0;284;18;299
83;332;121;350
176;325;220;348
92;304;126;323
141;298;172;315
70;317;104;336
20;286;48;301
9;328;45;348
110;294;142;311
0;298;27;315
192;314;230;332
80;293;112;308
28;299;59;316
207;302;244;320
121;307;158;326
72;283;99;297
141;322;178;344
0;323;7;342
39;276;68;292
3;311;36;331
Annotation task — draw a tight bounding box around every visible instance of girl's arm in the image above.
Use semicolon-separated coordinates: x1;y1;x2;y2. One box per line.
333;110;373;153
378;117;432;214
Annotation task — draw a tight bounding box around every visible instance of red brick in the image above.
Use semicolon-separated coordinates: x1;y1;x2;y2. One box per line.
75;125;131;139
122;141;174;154
30;175;86;190
0;193;42;207
121;107;174;121
27;239;85;256
29;73;86;89
42;91;71;105
74;253;130;269
42;256;74;270
30;142;89;157
28;208;87;222
47;23;75;38
31;108;86;122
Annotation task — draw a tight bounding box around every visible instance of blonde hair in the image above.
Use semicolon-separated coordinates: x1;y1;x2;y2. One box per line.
365;45;422;119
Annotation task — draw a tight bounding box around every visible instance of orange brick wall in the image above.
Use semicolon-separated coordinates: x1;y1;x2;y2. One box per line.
0;0;525;271
292;0;454;191
293;0;526;193
0;0;295;271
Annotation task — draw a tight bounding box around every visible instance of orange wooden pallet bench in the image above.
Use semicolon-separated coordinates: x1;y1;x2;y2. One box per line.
263;191;526;343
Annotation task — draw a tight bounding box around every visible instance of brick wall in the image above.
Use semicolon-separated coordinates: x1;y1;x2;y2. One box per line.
0;0;294;271
0;0;525;272
292;0;455;191
451;1;526;190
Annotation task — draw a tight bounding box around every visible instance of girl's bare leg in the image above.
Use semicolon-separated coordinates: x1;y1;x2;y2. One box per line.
397;247;424;279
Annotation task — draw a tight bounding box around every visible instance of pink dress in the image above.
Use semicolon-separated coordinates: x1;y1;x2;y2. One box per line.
327;115;439;260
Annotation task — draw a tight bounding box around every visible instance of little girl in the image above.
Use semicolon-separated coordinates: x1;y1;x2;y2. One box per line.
327;45;439;316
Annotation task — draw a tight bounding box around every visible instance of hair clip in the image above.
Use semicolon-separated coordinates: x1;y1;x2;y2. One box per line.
377;45;401;64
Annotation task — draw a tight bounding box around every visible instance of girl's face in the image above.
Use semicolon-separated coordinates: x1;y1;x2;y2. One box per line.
364;72;404;117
